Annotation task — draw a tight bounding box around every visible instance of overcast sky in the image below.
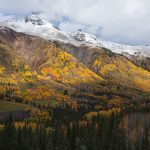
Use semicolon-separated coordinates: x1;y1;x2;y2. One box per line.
0;0;150;45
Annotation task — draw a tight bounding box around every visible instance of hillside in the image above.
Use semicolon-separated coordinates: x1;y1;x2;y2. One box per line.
58;43;150;92
0;26;150;111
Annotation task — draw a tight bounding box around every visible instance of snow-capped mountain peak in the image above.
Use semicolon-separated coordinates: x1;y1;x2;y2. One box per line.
71;31;98;44
1;13;67;40
72;31;86;42
24;13;45;25
0;13;150;58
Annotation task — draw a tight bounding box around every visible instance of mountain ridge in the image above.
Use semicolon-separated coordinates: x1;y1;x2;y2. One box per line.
0;13;150;58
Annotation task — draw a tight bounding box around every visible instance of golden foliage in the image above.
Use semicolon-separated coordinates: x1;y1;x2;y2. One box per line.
93;56;150;92
40;47;103;84
0;66;5;74
86;108;121;120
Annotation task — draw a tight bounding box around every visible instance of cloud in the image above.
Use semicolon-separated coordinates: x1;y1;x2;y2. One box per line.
59;21;102;36
0;0;150;45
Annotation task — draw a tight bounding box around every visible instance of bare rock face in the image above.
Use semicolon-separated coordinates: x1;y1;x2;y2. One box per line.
24;13;44;25
122;52;150;71
73;32;86;42
0;26;49;69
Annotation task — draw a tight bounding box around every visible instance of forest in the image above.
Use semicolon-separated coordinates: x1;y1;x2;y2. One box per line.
0;25;150;150
0;102;149;150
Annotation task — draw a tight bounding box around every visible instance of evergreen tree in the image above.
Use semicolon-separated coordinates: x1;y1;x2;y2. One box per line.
2;116;17;150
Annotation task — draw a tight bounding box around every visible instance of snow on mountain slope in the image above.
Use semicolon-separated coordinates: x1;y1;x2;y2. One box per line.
100;40;150;57
0;13;71;42
0;13;150;57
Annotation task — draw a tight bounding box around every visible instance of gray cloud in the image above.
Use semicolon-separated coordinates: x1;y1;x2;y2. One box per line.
0;0;150;45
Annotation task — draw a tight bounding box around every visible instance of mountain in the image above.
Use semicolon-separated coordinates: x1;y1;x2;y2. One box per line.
0;13;150;110
1;13;150;58
1;13;150;72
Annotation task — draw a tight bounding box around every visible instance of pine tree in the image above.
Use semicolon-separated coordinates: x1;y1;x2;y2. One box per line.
2;115;17;150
